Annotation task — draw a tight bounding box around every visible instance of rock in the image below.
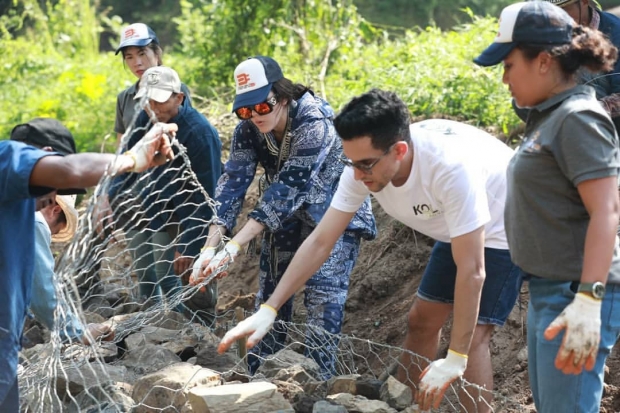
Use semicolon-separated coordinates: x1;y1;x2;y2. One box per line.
117;343;181;375
67;382;134;413
272;379;305;401
292;393;323;413
312;400;348;413
273;365;317;385
56;363;128;396
125;325;201;354
379;375;412;410
257;349;321;380
187;381;293;413
327;374;361;395
327;393;398;413
132;363;220;413
355;377;383;400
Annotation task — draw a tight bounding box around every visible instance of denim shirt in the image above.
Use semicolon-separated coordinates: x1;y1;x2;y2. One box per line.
0;141;55;403
215;92;376;239
31;213;83;340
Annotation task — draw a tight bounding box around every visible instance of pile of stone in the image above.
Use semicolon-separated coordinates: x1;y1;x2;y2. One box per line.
19;311;419;413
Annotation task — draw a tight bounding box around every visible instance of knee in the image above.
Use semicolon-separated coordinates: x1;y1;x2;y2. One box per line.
406;302;444;336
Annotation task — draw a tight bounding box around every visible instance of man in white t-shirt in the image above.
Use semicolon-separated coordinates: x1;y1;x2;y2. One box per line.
216;89;521;412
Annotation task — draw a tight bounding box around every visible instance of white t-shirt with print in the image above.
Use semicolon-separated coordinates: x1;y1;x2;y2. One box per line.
331;119;514;249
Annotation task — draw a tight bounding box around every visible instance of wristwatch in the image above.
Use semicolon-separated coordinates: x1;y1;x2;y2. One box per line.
578;282;606;300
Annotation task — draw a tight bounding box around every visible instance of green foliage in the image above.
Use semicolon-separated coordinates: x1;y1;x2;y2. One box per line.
0;0;521;154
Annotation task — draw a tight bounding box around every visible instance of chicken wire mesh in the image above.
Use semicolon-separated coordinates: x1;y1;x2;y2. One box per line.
16;115;526;413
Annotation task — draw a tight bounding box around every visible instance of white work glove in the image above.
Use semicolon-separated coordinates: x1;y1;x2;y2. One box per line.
109;122;176;175
189;247;217;288
416;349;468;410
217;304;278;354
544;292;602;374
205;240;241;279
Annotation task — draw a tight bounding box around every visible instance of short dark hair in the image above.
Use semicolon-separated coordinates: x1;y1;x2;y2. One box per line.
334;89;411;152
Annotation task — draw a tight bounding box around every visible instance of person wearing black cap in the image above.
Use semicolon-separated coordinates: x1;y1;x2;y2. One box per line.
0;117;176;412
190;56;377;379
475;2;620;412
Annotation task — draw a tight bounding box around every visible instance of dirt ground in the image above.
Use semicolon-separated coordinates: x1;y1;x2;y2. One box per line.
215;182;620;412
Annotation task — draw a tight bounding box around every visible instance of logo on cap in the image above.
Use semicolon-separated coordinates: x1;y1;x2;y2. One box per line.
236;73;256;90
146;71;161;86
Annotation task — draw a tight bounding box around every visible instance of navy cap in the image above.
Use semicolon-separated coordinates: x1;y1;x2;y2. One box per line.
232;56;284;111
474;2;573;67
115;23;159;55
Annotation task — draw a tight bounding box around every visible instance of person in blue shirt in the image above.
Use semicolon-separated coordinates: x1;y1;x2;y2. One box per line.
111;66;222;323
190;56;376;379
0;117;176;412
32;193;114;344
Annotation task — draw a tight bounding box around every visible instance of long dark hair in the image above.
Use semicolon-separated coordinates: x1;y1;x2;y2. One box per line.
519;25;617;80
271;78;312;104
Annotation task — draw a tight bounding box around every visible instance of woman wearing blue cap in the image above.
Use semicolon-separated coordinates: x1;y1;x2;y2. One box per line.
191;56;376;379
98;23;194;306
475;2;620;412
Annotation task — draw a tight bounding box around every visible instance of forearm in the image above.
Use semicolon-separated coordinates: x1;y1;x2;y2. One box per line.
230;218;265;247
450;268;485;355
30;153;134;189
204;224;227;249
581;210;618;284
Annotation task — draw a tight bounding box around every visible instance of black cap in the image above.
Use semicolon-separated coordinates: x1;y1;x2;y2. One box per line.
11;118;87;195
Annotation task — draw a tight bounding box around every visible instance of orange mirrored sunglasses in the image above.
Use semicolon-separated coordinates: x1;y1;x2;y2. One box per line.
235;96;278;120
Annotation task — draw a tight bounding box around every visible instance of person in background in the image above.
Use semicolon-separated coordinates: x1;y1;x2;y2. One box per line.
475;2;620;412
0;117;176;412
520;0;620;130
191;56;376;379
214;89;522;412
98;22;194;307
114;22;192;142
33;193;114;344
114;65;222;322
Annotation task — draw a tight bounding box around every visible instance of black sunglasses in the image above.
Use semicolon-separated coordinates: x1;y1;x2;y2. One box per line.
339;143;396;173
235;96;278;120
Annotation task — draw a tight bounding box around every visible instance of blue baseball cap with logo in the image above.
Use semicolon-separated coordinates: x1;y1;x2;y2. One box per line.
474;1;574;67
115;23;159;55
232;56;284;111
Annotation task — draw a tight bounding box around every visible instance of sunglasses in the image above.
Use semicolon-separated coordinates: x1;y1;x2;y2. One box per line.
339;143;396;173
235;96;278;120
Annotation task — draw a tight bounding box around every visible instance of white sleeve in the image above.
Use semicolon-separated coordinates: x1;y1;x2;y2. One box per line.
433;163;491;239
330;167;370;213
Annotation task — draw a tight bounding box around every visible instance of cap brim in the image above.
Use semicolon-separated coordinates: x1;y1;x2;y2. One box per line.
474;42;516;67
52;197;78;243
134;87;173;103
115;38;153;55
57;188;87;195
232;84;272;111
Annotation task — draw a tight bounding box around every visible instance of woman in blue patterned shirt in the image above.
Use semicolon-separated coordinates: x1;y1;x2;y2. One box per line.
192;56;376;379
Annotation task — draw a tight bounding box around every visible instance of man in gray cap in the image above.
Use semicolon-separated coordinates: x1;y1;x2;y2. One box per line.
0;117;177;412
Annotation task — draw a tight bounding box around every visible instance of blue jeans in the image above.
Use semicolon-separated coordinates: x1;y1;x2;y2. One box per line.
527;276;620;413
418;241;522;326
128;230;182;311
